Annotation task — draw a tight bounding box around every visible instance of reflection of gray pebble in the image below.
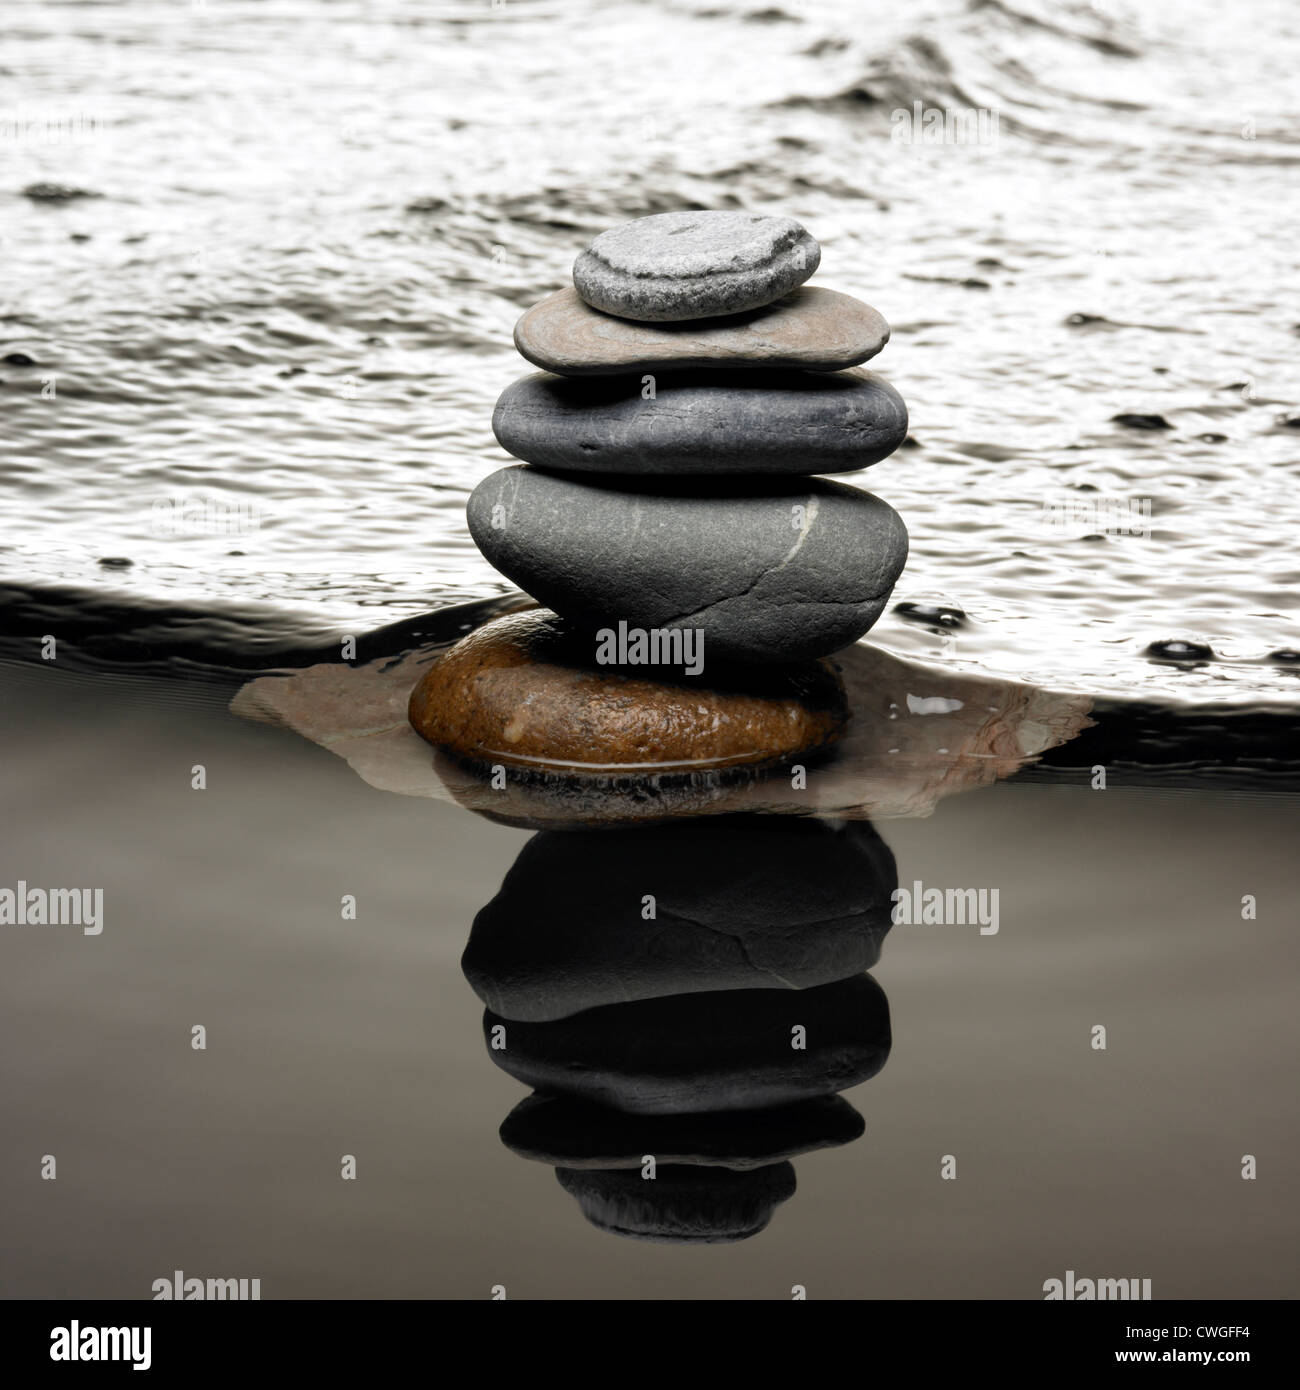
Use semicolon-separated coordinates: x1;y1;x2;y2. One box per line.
464;817;896;1021
556;1163;797;1243
502;1092;865;1170
482;974;892;1114
573;211;820;321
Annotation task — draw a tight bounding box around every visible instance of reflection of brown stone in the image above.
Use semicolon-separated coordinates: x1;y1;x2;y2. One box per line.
406;609;848;777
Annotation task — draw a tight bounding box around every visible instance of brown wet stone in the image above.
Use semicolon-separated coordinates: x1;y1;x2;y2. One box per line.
406;608;848;778
233;608;1095;828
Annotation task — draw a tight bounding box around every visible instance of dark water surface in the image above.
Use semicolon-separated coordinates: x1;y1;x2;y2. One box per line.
2;658;1295;1298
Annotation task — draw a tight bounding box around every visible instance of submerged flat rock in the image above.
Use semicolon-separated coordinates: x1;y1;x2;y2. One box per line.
491;367;908;475
573;210;820;321
467;468;909;664
513;286;889;376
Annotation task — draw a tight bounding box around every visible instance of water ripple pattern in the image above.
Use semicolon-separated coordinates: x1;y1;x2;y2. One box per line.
2;0;1298;699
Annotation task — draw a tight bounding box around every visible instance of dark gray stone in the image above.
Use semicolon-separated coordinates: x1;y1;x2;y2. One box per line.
502;1093;865;1170
573;211;820;321
482;974;892;1114
556;1163;796;1243
466;467;909;664
491;367;908;476
464;816;896;1021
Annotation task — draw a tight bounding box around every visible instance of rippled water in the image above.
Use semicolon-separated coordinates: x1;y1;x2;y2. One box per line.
3;0;1299;701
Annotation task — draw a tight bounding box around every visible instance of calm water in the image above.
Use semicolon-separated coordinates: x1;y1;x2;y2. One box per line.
1;659;1296;1298
3;0;1299;699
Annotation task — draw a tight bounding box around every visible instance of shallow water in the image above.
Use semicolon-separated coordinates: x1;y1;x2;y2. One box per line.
1;659;1297;1296
3;0;1299;700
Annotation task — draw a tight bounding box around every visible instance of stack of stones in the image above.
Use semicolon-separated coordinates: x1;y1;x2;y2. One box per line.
410;210;911;786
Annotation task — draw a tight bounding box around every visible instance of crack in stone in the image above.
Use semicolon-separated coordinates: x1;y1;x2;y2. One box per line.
661;495;828;625
662;904;880;990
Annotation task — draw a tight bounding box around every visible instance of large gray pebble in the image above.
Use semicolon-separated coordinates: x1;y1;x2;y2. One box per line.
573;210;820;321
467;466;909;664
492;367;908;475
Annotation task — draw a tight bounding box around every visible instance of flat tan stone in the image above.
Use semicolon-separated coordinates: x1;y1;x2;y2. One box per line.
513;286;889;376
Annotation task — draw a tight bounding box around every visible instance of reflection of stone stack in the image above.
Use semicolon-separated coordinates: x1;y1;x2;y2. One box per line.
409;210;911;788
467;817;896;1243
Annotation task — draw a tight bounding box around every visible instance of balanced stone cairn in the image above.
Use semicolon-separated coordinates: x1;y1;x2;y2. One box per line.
410;210;911;786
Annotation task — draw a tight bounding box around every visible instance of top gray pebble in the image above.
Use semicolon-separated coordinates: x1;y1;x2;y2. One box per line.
572;211;821;322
